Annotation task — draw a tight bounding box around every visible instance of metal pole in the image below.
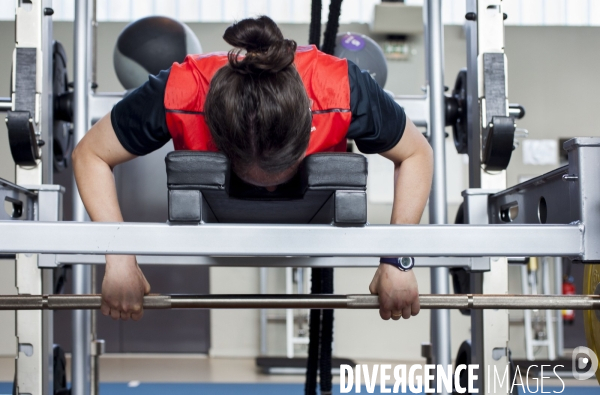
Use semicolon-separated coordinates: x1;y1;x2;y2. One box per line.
0;294;599;310
424;4;448;225
72;0;92;218
465;0;481;187
259;267;268;355
554;257;564;357
521;264;534;360
90;266;100;395
424;0;451;388
41;0;54;185
0;97;11;112
285;267;294;358
88;4;101;394
91;0;97;89
72;0;93;394
542;258;556;360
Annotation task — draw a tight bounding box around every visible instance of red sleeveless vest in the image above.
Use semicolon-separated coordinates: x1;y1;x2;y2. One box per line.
164;45;351;154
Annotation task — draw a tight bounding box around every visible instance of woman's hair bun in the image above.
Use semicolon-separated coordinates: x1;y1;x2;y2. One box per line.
224;16;297;74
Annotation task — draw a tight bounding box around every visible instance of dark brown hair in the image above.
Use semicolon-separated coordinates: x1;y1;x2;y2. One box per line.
204;16;312;175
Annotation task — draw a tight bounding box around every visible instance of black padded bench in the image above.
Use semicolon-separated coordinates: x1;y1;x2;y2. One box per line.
165;151;368;226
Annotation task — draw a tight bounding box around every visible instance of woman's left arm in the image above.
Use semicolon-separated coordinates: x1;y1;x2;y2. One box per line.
368;116;433;320
380;117;433;224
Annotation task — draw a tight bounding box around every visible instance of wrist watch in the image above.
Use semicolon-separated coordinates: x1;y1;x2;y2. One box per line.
379;257;415;271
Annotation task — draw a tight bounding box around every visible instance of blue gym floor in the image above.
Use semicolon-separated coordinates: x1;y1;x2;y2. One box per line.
1;382;598;394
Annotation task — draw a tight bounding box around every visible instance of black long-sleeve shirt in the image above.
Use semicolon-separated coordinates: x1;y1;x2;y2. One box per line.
111;61;406;156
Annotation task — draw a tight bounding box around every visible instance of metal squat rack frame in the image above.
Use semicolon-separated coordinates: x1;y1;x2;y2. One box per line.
0;1;594;395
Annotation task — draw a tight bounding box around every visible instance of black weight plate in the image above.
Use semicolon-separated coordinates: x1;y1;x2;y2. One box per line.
53;344;70;395
452;69;468;154
53;41;73;172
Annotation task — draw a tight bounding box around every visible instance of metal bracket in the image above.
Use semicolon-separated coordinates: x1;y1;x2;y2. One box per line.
0;177;36;221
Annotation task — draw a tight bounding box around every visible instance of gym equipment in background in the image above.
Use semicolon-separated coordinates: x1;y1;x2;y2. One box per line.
445;68;526;167
7;39;74;169
2;1;595;394
113;16;202;90
52;41;74;172
334;32;388;88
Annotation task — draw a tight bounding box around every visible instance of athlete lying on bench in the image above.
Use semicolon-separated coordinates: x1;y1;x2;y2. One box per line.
72;16;433;322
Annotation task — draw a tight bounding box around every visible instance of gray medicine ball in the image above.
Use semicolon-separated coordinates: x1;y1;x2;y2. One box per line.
334;32;387;88
114;16;203;90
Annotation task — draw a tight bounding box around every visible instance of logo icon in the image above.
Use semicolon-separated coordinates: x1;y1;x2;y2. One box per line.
572;346;599;380
341;34;366;51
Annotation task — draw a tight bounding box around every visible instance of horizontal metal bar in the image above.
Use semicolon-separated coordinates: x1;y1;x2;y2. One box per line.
0;177;37;197
89;92;123;124
0;97;12;112
0;221;583;258
0;178;36;221
0;294;598;310
491;166;569;199
53;255;485;269
508;104;525;119
395;95;428;128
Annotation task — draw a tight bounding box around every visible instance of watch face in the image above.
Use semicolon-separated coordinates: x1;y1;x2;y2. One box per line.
400;257;413;269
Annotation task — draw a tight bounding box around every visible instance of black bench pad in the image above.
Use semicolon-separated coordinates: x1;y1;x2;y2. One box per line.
166;151;368;226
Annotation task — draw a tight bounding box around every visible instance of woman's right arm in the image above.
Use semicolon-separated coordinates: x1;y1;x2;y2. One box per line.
72;113;151;321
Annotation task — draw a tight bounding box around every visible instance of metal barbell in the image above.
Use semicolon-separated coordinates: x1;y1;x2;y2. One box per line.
1;293;599;310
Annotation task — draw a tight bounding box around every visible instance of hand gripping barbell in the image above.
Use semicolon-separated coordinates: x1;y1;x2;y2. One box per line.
3;266;599;384
0;293;598;311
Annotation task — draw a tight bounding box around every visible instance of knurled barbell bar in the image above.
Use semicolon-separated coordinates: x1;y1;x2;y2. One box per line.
0;293;598;310
3;265;599;384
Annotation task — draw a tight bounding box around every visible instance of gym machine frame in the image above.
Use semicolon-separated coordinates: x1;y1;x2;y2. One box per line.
1;2;597;395
0;220;588;258
465;1;510;393
0;1;61;395
3;135;600;395
73;3;518;394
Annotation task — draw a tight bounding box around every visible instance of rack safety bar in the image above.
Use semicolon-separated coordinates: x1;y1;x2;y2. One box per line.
0;222;584;258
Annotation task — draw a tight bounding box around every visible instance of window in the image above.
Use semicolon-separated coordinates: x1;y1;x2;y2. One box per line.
0;0;598;26
0;0;380;23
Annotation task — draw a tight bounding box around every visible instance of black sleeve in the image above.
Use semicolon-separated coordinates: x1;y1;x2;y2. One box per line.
110;69;172;156
345;61;406;154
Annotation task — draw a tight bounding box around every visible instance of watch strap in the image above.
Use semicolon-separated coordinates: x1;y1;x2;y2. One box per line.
379;257;415;271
